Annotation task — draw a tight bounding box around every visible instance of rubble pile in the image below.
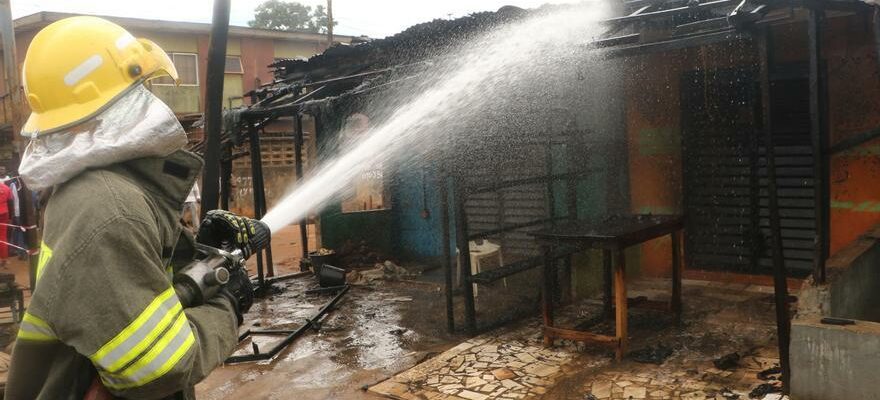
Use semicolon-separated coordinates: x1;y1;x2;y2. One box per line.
335;240;391;269
346;260;420;285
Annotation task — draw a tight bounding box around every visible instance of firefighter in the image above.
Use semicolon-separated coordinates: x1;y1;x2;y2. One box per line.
5;16;252;399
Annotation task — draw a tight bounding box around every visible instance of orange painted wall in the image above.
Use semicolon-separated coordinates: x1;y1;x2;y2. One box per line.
240;37;277;95
624;40;756;277
824;15;880;254
765;16;880;255
624;52;683;277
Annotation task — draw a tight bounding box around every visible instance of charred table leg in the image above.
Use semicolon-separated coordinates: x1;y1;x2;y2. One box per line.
614;248;627;361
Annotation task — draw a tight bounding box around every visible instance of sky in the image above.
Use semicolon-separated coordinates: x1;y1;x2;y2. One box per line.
11;0;579;39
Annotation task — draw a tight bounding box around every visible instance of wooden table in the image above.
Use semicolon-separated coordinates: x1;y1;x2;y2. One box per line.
530;214;684;360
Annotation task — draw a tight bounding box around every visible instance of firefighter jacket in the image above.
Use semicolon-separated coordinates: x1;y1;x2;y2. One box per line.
5;150;239;399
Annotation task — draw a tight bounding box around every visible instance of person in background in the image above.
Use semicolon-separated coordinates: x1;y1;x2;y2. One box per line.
4;172;24;259
0;174;11;266
184;181;201;230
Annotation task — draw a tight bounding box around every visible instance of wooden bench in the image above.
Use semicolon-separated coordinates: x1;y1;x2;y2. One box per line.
467;249;576;285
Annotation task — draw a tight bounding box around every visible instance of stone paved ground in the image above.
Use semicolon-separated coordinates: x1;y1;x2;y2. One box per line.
371;279;793;400
573;348;783;399
370;321;573;399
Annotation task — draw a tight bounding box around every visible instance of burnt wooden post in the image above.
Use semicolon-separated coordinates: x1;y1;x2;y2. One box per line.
808;6;829;284
439;172;455;333
200;0;231;217
452;176;477;335
248;124;273;284
294;113;309;269
565;134;579;303
308;111;327;271
545;137;569;303
259;134;275;278
759;28;791;394
220;145;232;210
565;131;580;219
748;84;762;273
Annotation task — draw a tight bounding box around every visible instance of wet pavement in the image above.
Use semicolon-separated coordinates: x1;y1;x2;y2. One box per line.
371;279;790;400
196;274;461;400
2;247;792;400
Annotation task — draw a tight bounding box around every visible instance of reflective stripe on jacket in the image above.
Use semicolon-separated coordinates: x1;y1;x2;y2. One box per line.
5;150;238;400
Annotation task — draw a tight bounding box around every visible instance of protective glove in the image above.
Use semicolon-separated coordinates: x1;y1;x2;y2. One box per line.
196;210;259;258
218;267;254;325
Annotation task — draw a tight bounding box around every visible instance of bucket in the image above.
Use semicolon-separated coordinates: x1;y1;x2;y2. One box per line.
318;264;346;287
308;251;338;274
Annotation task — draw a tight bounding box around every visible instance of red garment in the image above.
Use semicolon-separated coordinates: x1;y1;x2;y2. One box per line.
0;213;7;259
0;183;9;215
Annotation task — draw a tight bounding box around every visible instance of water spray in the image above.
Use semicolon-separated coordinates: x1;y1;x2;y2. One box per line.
258;4;611;234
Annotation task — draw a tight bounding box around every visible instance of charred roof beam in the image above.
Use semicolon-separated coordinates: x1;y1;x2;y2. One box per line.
603;0;739;25
629;5;657;17
241;85;328;119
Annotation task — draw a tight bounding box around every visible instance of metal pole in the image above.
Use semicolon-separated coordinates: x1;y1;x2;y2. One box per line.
452;176;477;335
220;146;232;210
808;6;829;284
294;114;309;268
327;0;334;45
439;172;454;333
257;154;274;278
248;124;267;286
759;28;791;394
545;138;568;303
253;126;274;277
200;0;231;217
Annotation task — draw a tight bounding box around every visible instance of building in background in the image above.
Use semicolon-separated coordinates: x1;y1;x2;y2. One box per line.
0;11;361;171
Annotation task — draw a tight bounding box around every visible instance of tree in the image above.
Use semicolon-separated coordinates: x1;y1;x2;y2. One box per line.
309;5;332;34
249;0;337;34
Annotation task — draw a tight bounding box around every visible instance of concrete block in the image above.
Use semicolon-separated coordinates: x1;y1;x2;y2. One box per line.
791;317;880;400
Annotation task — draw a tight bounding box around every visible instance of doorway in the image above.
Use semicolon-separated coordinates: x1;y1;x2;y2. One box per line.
681;65;814;277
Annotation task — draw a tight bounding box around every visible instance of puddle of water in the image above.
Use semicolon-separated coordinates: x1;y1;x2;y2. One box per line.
198;277;438;399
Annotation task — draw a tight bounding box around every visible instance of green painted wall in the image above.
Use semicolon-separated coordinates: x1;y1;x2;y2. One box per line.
315;101;395;256
320;206;394;255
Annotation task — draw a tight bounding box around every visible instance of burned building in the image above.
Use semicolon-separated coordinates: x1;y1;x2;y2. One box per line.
213;1;880;398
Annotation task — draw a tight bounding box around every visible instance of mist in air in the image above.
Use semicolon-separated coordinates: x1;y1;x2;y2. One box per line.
261;3;614;233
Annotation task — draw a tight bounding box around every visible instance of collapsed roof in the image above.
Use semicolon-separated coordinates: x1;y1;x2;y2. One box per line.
238;0;870;121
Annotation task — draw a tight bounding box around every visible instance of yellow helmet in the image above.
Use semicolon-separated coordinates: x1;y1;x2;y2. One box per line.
21;16;180;136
